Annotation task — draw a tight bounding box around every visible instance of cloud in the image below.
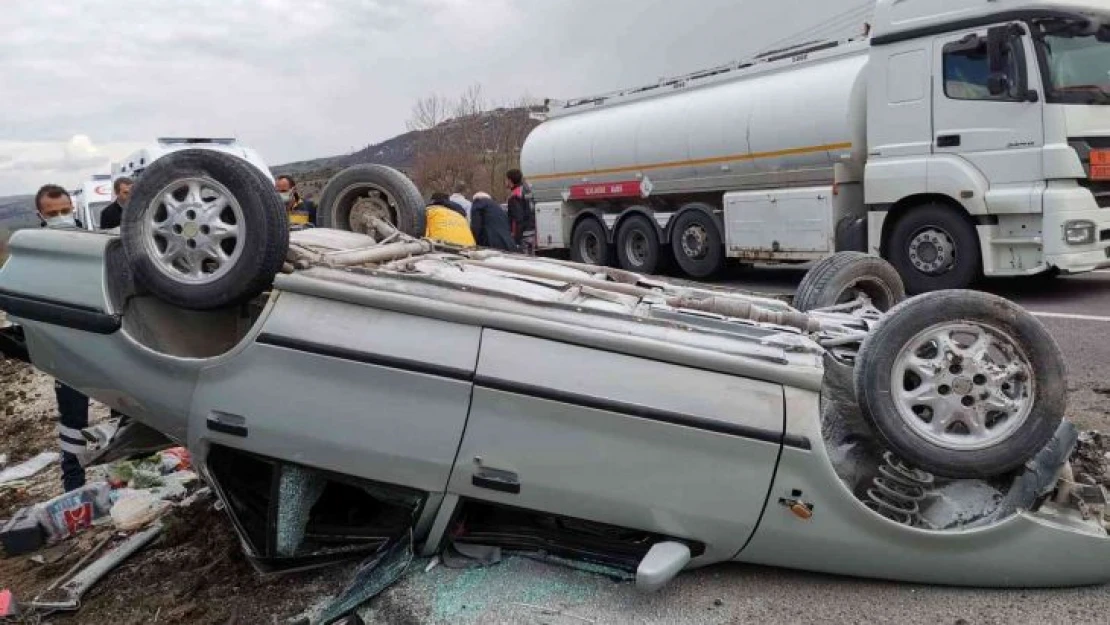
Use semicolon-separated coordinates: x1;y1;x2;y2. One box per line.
0;136;145;195
0;0;868;196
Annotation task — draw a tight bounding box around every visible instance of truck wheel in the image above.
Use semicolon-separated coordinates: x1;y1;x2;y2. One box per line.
887;204;981;294
616;215;662;274
122;150;290;311
794;252;905;313
570;218;612;267
671;207;724;279
317;165;426;237
854;290;1066;479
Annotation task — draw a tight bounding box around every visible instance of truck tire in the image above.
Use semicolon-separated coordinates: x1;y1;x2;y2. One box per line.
671;207;724;279
570;218;612;267
616;215;662;274
886;203;981;294
317;165;426;237
794;252;905;313
122;149;289;311
854;290;1066;479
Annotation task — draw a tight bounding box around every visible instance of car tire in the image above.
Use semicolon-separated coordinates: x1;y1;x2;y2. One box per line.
671;206;725;279
854;290;1066;479
570;218;612;267
317;165;426;237
121;149;289;311
794;252;906;312
616;215;662;274
887;203;981;294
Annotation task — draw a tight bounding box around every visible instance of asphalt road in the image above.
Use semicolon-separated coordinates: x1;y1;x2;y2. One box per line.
367;267;1110;625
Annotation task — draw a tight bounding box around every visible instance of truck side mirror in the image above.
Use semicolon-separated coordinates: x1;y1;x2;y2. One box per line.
987;72;1011;96
986;26;1008;73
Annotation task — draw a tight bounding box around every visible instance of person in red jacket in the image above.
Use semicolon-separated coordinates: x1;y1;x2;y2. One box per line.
505;169;536;255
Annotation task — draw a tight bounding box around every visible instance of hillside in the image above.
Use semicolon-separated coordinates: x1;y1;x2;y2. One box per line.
273;106;539;200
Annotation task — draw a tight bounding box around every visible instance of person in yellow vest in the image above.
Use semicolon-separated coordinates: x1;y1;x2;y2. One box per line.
425;195;476;247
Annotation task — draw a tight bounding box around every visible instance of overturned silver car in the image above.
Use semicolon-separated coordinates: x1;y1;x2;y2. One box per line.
0;150;1107;591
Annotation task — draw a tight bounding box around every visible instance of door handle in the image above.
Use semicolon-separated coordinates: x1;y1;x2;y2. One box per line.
207;411;248;438
472;467;520;495
937;134;961;148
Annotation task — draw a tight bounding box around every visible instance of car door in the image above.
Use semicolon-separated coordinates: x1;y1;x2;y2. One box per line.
188;290;481;494
932;25;1045;186
446;329;786;562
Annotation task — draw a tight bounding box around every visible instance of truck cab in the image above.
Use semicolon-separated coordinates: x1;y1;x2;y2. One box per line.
865;0;1110;287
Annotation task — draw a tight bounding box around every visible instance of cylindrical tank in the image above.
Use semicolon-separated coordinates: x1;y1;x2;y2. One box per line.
522;45;870;203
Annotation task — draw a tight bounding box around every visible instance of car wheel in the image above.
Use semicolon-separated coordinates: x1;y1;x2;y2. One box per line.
616;215;662;274
854;290;1066;479
671;207;724;279
317;165;426;237
570;218;612;267
794;252;905;312
122;149;289;311
887;203;981;294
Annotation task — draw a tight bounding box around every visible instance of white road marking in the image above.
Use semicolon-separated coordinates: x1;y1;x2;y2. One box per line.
1032;311;1110;323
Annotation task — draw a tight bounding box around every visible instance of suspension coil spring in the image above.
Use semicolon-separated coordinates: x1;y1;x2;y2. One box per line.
864;452;936;527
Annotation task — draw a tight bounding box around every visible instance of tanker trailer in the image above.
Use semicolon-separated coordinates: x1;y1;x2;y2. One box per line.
520;0;1110;293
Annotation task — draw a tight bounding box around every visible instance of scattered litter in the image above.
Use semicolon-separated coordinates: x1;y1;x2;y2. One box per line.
1;506;44;556
33;482;113;543
110;491;173;531
513;602;596;624
30;543;73;565
0;452;8;470
0;451;59;486
0;589;17;618
31;523;163;612
424;555;441;573
313;530;414;625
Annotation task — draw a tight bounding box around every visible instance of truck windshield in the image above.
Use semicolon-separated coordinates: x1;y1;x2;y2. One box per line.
1035;17;1110;104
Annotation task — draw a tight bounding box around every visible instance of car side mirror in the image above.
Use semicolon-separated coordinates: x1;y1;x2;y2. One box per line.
1098;25;1110;43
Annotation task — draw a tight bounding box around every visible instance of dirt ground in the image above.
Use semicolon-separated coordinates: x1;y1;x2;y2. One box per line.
2;349;1110;624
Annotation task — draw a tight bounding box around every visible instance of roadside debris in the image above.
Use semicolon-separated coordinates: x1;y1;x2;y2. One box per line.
0;452;59;487
311;531;414;625
0;588;17;618
34;483;113;543
1;506;44;556
30;523;163;612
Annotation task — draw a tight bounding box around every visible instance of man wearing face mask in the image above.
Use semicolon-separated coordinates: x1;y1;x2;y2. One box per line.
97;176;133;230
31;185;96;491
275;175;317;229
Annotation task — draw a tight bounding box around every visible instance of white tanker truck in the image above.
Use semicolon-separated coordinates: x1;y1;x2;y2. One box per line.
520;0;1110;293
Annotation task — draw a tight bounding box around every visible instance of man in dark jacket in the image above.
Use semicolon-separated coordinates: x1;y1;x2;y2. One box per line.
505;169;536;255
97;177;133;230
469;192;517;252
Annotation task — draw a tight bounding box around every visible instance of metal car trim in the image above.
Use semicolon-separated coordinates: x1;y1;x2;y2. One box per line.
475;375;810;450
256;333;475;381
0;287;120;335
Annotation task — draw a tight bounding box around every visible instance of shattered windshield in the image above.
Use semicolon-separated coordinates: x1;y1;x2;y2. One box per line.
1035;17;1110;104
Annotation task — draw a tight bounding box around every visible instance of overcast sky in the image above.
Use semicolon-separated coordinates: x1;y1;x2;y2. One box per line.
0;0;869;197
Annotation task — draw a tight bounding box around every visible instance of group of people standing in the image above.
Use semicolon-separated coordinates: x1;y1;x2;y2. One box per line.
423;169;537;254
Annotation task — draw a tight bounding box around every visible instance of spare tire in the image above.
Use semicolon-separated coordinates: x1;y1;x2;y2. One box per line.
122;149;289;311
854;290;1066;479
794;252;905;312
317;165;426;237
